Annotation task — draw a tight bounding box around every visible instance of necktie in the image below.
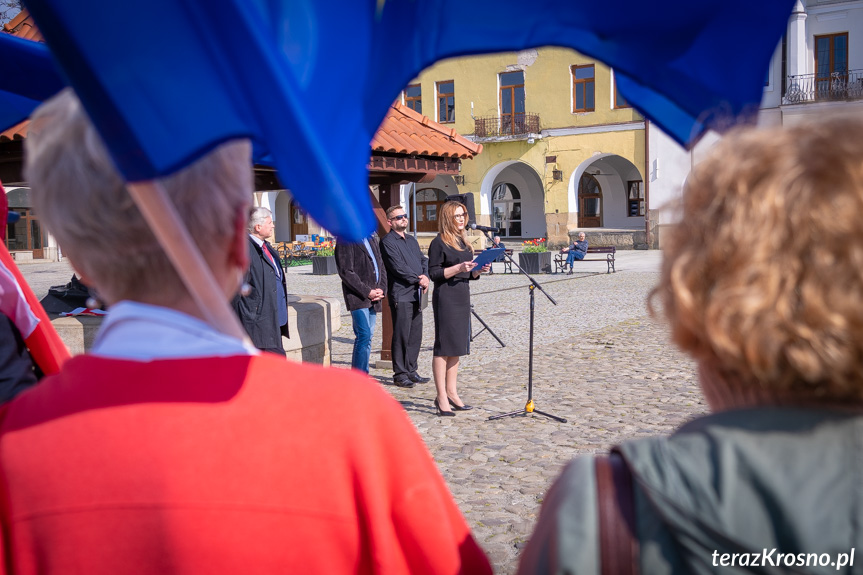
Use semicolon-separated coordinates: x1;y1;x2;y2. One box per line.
262;242;278;273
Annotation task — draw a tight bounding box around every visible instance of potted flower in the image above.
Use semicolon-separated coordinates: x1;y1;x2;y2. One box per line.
311;242;337;275
518;238;551;274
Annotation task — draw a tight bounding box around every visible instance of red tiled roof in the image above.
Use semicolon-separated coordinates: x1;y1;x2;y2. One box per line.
1;10;41;142
372;101;482;159
0;121;27;143
2;10;42;42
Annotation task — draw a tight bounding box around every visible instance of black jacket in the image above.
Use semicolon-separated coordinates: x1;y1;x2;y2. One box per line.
232;237;289;350
335;238;387;312
379;230;428;302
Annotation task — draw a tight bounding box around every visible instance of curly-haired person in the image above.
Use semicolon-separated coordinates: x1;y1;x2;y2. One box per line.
518;115;863;574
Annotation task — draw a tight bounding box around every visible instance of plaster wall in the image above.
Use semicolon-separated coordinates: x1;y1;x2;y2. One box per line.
410;46;642;136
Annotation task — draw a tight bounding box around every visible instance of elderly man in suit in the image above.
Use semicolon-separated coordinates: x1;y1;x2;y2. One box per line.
232;207;289;354
335;235;388;374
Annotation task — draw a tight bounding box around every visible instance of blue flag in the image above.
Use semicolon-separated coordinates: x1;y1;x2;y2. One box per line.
0;33;63;136
16;0;794;241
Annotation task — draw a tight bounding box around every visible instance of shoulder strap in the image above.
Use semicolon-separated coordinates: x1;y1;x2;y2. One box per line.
596;451;639;575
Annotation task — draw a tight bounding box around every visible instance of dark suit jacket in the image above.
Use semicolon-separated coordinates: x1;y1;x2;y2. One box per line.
334;238;387;313
232;237;289;350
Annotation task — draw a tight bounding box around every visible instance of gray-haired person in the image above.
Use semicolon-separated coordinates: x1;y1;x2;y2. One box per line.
2;87;491;573
232;206;289;354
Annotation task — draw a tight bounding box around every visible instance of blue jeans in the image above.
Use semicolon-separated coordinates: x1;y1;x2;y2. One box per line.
350;307;377;373
566;250;585;267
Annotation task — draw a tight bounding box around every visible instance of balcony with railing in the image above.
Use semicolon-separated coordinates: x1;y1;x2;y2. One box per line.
472;113;540;141
783;69;863;104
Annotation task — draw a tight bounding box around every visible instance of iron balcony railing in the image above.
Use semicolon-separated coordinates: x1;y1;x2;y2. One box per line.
473;113;540;138
784;69;863;104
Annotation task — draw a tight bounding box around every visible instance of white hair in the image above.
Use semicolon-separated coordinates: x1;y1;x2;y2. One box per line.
248;207;272;232
25;88;253;302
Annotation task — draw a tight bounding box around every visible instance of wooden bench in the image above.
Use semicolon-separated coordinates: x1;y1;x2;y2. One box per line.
554;246;616;274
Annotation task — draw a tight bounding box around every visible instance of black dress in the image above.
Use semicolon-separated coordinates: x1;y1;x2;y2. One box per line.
428;235;479;357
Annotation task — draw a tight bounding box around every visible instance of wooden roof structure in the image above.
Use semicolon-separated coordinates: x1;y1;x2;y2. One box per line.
367;101;481;186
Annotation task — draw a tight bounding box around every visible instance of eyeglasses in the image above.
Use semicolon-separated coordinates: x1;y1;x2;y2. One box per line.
453;213;466;219
390;214;408;221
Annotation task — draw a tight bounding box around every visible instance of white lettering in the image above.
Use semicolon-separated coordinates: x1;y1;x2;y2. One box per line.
750;552;761;567
837;553;850;569
711;548;855;570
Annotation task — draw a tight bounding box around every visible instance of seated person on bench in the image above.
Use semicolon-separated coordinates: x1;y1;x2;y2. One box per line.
492;236;506;261
561;232;587;274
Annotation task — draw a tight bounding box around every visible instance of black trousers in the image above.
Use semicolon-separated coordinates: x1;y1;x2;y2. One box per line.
390;299;423;378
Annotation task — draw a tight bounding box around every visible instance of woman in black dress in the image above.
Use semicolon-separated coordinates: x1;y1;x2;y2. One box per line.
427;201;490;416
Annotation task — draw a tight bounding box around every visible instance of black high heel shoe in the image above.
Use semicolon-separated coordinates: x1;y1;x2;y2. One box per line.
448;396;474;411
434;398;456;417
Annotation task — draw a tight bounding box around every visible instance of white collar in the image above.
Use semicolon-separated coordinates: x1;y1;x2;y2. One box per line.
91;301;258;361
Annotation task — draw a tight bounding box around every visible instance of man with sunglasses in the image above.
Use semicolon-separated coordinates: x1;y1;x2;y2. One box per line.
379;206;430;387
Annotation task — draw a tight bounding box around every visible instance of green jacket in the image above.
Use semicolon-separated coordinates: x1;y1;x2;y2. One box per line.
518;408;863;574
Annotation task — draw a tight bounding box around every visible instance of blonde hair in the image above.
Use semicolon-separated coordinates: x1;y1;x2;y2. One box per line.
651;114;863;404
25;89;253;303
438;201;472;253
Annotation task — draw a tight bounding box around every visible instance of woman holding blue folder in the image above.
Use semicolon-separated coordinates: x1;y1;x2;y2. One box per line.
428;201;491;416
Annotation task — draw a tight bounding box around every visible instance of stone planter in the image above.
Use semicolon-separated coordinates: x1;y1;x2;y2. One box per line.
311;255;337;275
518;251;552;274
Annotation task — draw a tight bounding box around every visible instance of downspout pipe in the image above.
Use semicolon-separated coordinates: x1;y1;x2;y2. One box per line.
644;119;651;248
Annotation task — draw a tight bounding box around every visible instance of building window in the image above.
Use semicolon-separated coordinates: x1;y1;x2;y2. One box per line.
437;81;455;123
499;71;525;135
814;33;848;99
627;181;644;217
613;71;630;109
571;64;595;113
405;84;422;114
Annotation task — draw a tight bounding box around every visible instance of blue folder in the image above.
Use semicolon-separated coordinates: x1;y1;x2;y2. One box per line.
473;248;505;268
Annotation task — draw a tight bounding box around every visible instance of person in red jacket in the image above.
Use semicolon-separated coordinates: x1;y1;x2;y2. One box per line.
0;88;491;575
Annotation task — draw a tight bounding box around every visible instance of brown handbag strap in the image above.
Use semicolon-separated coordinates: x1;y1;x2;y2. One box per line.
596;451;639;575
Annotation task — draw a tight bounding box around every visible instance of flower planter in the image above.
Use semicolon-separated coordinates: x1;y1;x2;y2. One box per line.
518;251;552;274
311;255;337;275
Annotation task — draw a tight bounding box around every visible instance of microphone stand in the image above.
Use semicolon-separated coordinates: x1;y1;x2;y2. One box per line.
480;230;566;423
470;304;505;347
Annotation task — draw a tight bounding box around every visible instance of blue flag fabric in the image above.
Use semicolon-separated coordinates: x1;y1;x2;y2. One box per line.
14;0;794;241
0;33;63;136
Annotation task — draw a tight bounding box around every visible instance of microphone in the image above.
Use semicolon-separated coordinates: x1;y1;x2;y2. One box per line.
470;223;500;233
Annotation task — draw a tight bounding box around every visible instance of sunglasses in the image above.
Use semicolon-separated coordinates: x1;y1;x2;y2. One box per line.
390;214;409;221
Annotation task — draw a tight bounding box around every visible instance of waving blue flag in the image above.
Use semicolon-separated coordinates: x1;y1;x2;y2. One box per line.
0;33;63;136
17;0;794;241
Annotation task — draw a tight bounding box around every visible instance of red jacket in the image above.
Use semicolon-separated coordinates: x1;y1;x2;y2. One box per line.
0;354;490;574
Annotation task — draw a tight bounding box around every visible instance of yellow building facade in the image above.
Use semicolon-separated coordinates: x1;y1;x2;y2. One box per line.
402;47;647;248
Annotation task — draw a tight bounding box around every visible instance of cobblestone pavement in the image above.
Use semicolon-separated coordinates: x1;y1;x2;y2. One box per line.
19;251;705;574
